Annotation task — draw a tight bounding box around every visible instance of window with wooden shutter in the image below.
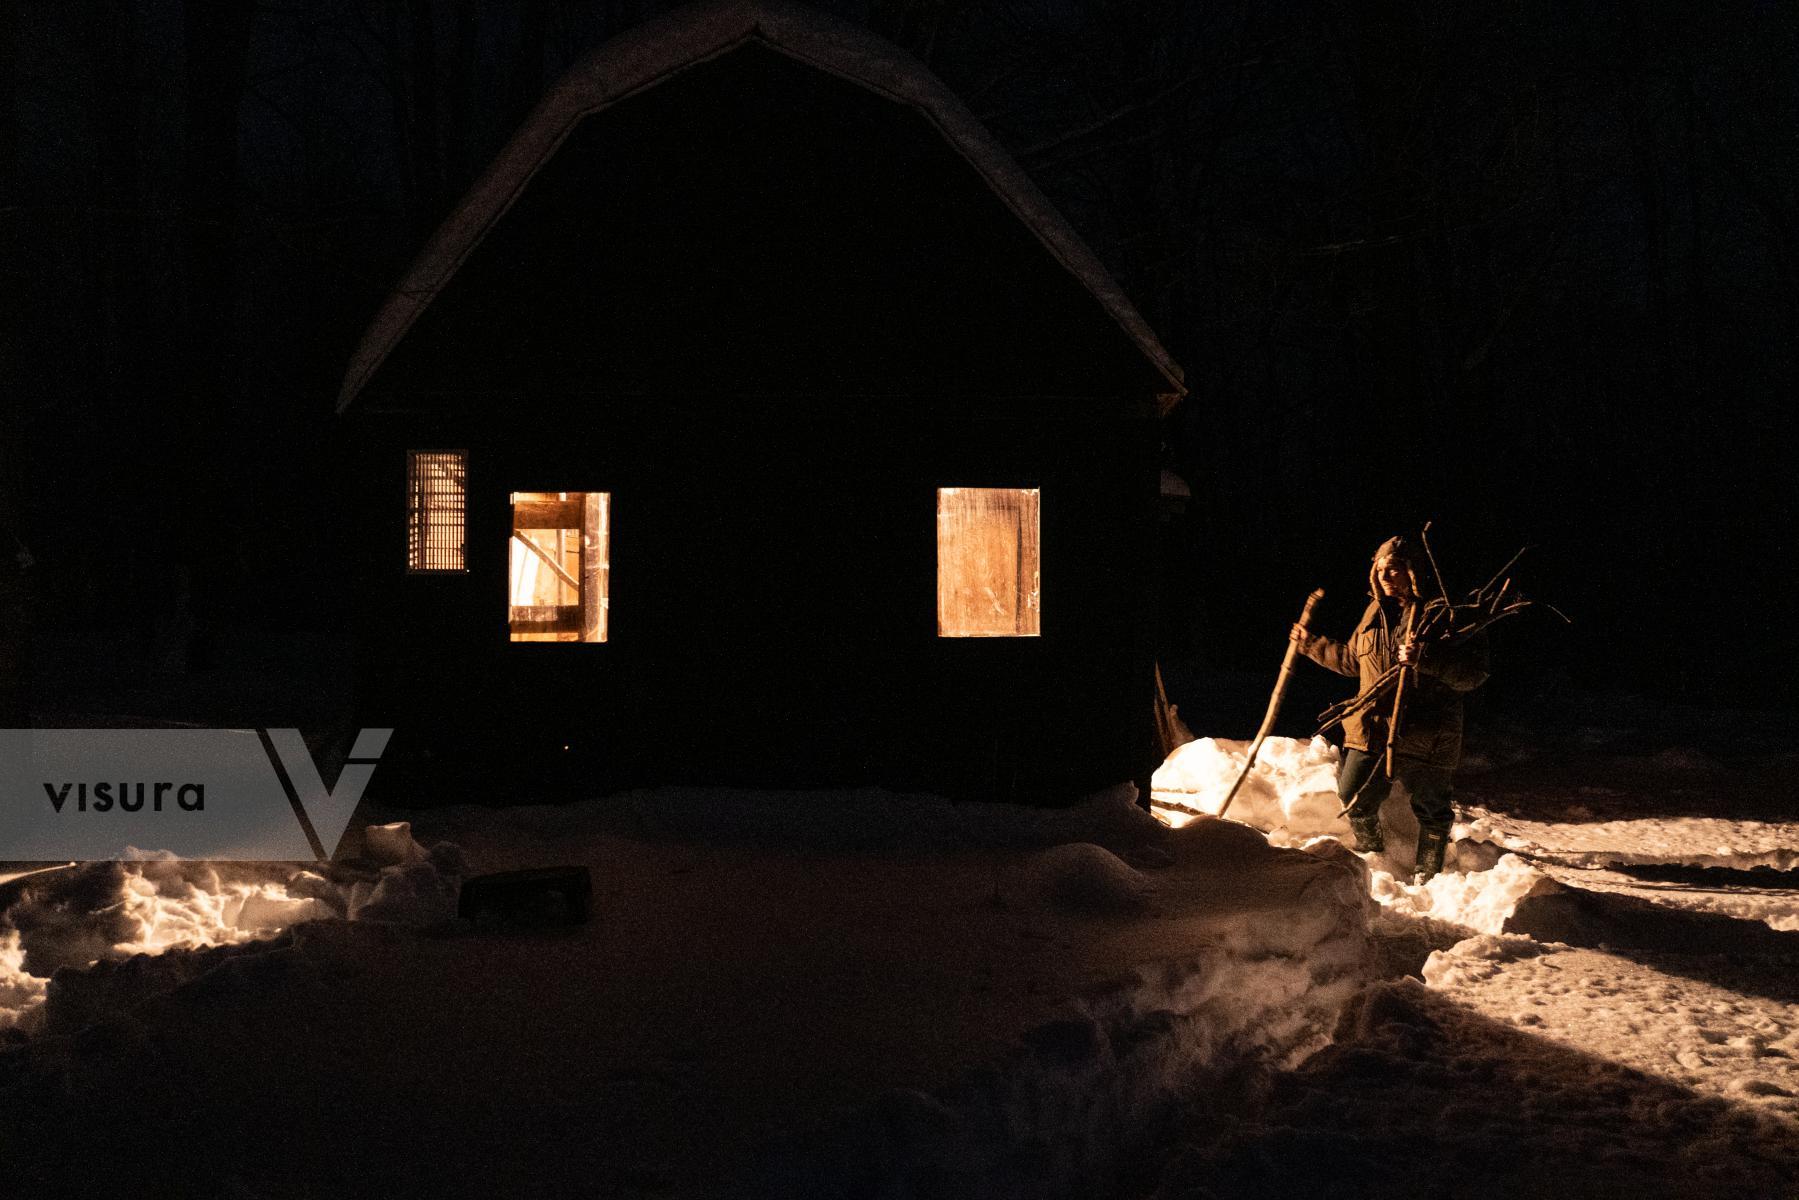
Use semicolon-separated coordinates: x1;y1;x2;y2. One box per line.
509;491;609;642
936;487;1040;637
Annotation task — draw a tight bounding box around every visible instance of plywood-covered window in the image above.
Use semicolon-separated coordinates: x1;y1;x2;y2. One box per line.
407;450;467;572
937;487;1040;637
509;492;609;643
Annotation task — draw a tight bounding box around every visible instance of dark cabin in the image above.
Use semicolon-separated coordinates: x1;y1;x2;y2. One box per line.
338;0;1186;806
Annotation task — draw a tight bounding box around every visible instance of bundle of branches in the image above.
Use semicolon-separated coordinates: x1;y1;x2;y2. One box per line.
1316;525;1567;738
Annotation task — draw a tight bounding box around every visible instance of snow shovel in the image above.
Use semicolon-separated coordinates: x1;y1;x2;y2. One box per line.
1217;588;1324;819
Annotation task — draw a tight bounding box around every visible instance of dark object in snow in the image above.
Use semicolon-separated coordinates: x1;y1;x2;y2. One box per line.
458;866;592;926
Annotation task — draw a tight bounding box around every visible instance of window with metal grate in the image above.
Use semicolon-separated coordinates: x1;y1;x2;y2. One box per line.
407;451;468;572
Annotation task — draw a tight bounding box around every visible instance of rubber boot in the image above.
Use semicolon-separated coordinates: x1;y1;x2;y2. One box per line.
1348;811;1385;854
1413;828;1449;885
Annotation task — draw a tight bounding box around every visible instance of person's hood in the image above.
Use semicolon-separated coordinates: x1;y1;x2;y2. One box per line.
1367;535;1426;600
1365;534;1440;636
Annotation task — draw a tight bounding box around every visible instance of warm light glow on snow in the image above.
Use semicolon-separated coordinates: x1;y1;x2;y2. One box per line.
0;826;465;1032
1147;727;1799;1132
0;863;336;1031
112;866;335;956
0;929;45;1027
1152;734;1347;840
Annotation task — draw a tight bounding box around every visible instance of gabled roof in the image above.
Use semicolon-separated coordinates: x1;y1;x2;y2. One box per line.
336;0;1186;413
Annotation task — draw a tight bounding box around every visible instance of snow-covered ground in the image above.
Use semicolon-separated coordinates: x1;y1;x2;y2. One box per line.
2;721;1795;1197
0;786;1371;1198
1151;731;1799;1197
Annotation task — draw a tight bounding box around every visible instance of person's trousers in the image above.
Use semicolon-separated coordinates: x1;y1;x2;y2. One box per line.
1337;747;1454;838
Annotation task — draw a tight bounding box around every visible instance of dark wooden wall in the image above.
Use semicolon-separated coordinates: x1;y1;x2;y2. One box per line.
350;410;1159;805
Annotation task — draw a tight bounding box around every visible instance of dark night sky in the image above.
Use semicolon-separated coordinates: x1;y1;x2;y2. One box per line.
2;0;1795;717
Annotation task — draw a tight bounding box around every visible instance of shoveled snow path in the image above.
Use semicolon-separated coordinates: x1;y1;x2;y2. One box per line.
1460;804;1799;873
1145;730;1799;1198
1147;969;1799;1200
1424;935;1799;1118
1143;852;1799;1199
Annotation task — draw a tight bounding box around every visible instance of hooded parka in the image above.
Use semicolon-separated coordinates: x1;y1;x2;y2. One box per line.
1301;537;1489;770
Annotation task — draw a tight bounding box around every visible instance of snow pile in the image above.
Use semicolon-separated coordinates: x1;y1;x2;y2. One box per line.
0;823;464;1034
1419;931;1548;986
342;823;468;924
1149;733;1574;943
1023;842;1154;915
1152;735;1347;841
755;824;1375;1196
0;929;46;1029
1370;851;1556;936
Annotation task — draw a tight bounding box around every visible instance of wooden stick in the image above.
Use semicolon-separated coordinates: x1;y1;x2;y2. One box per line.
1385;660;1410;778
1419;520;1454;608
1475;546;1531;605
1219;588;1324;819
1317;538;1564;746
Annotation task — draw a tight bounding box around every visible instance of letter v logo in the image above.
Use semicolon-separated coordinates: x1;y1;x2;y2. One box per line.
262;729;393;859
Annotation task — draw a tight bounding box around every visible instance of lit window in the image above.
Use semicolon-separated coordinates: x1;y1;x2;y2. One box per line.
937;487;1040;637
509;492;609;642
407;451;466;572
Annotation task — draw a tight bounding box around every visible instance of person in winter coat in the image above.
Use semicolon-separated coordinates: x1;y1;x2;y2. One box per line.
1290;535;1488;883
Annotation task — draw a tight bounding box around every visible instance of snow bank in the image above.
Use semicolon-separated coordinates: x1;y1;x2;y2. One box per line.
1152;735;1347;842
1022;842;1154;916
1371;851;1557;936
1150;734;1572;943
0;929;45;1030
0;823;464;1034
749;827;1374;1197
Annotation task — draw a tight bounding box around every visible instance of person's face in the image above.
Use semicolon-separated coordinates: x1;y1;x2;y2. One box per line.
1375;555;1414;601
